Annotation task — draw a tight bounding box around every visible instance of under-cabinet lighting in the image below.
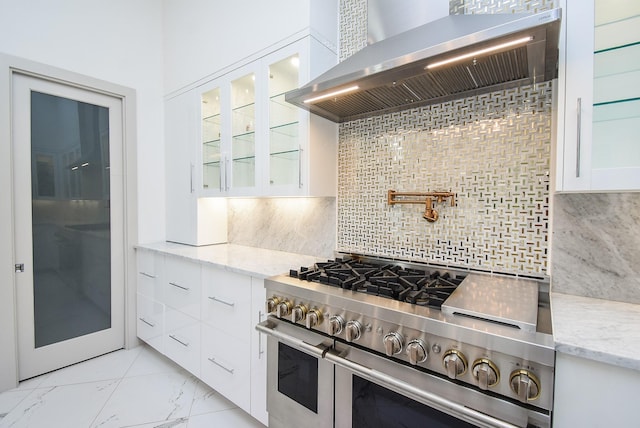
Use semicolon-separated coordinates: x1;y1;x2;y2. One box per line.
291;56;300;68
425;36;533;69
303;85;360;104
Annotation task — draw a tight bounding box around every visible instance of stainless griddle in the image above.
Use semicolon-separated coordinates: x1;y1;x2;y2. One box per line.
441;274;539;333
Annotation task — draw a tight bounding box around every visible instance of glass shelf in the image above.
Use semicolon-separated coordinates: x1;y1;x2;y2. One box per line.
270;149;299;160
233;133;255;160
592;98;640;169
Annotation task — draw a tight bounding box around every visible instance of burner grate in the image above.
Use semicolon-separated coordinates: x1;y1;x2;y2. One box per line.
290;258;465;308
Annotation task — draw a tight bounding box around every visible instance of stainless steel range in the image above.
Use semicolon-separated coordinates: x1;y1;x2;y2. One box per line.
257;255;554;428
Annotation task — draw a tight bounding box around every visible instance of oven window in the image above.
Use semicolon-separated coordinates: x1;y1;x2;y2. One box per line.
352;375;477;428
278;342;319;413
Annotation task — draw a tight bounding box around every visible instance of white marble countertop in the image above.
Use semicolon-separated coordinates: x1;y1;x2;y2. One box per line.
551;292;640;371
136;242;326;279
136;242;640;371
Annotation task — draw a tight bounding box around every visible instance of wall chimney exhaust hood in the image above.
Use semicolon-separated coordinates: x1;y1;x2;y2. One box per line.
285;8;561;123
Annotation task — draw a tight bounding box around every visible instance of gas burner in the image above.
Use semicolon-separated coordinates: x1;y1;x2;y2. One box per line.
290;258;465;308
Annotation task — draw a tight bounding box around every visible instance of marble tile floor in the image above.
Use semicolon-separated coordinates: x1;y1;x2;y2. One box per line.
0;345;266;428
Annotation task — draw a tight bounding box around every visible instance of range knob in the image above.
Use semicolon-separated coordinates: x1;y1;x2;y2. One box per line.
276;300;293;318
328;315;345;335
305;309;323;329
345;320;363;342
472;358;500;390
383;332;404;356
291;304;308;323
265;296;281;313
406;339;428;365
443;349;467;379
510;369;541;402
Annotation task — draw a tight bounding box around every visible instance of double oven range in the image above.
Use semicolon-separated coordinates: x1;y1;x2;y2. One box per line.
256;255;555;428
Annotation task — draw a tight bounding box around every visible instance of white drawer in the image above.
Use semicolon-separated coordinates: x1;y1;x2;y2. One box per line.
202;267;251;334
201;323;251;413
136;293;164;353
163;257;201;319
137;251;163;299
164;307;201;377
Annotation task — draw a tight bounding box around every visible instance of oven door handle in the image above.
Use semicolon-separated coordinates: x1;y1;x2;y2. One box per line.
324;349;519;428
255;320;328;358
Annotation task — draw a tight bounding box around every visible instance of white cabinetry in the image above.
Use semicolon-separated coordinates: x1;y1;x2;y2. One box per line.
201;267;252;412
165;91;228;246
556;0;640;191
196;35;337;198
136;250;164;353
553;353;640;426
135;250;268;425
162;257;202;377
250;278;268;425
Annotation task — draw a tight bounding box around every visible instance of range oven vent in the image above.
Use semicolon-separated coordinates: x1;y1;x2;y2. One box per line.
285;9;561;123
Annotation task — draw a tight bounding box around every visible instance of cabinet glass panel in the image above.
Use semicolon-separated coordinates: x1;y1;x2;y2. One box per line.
232;73;255;188
202;87;221;190
269;54;299;187
592;0;640;169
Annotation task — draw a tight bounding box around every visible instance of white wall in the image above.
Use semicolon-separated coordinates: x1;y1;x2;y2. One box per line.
163;0;336;94
0;0;166;245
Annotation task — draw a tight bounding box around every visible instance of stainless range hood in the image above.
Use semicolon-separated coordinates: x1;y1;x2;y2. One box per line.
285;8;561;123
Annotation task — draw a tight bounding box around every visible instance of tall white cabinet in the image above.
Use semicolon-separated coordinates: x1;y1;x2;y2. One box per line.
556;0;640;191
165;91;228;246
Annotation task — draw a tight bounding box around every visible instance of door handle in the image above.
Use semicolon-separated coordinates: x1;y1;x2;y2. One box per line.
15;263;24;273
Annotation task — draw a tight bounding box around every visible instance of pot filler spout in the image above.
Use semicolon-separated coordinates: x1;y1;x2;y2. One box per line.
285;8;561;123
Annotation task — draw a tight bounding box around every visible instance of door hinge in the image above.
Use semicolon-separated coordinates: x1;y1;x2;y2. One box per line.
15;263;24;273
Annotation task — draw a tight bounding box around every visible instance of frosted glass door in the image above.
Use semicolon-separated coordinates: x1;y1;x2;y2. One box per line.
13;73;124;380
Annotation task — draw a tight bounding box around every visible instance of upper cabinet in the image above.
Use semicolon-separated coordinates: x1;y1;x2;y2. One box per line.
556;0;640;191
195;36;337;198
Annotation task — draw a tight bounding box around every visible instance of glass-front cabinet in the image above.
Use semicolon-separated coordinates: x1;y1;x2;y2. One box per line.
196;36;336;197
231;73;256;190
201;87;222;191
268;54;301;189
557;0;640;191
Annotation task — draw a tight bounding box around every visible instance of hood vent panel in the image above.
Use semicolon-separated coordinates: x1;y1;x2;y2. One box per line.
286;9;561;123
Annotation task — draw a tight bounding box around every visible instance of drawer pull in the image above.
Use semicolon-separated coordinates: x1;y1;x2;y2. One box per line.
208;357;234;374
169;282;190;291
140;272;156;279
138;317;155;327
169;334;189;347
208;296;235;307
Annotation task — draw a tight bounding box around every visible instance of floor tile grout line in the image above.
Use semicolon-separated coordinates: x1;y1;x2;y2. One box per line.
87;346;144;428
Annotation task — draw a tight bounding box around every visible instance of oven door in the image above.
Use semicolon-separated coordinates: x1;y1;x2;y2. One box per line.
328;342;550;428
256;317;334;428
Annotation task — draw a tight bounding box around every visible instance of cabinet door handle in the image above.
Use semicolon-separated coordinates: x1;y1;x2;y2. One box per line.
139;317;155;328
169;334;189;347
219;156;224;192
140;272;156;279
258;310;264;359
208;296;235;307
298;145;303;189
576;97;582;178
169;282;190;291
225;157;230;191
190;163;195;193
208;357;234;374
